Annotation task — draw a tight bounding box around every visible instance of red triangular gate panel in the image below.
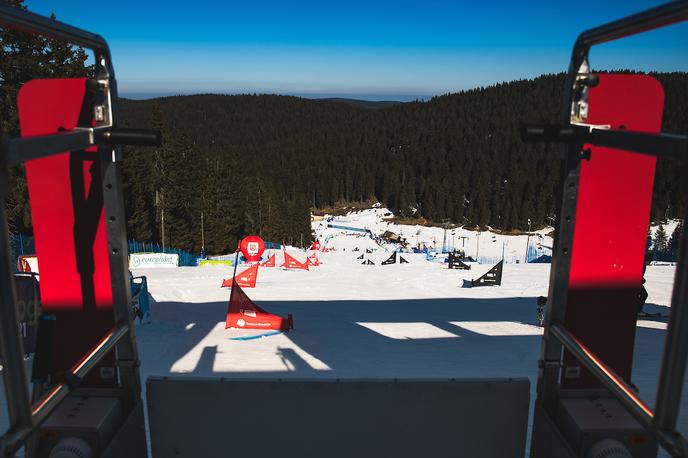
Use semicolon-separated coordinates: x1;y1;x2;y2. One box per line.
221;263;258;288
279;252;309;270
225;283;293;330
307;256;320;266
261;253;275;267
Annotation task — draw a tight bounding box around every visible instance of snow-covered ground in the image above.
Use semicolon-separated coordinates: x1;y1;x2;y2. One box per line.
0;208;682;457
132;253;677;456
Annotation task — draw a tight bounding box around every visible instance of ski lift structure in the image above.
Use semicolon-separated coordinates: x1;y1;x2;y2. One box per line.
0;2;688;457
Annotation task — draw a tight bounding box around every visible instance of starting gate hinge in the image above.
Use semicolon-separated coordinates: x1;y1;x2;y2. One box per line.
538;359;564;369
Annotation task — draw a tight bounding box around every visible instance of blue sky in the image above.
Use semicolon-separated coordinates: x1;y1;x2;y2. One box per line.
26;0;688;100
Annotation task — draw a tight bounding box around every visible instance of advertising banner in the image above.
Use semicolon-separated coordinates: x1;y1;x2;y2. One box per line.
129;253;179;269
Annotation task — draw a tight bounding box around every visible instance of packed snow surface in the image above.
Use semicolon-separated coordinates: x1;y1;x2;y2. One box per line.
0;208;682;457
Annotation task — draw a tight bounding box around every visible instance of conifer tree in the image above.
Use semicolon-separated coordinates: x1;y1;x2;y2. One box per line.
6;13;685;257
2;1;91;235
668;221;683;258
654;225;668;254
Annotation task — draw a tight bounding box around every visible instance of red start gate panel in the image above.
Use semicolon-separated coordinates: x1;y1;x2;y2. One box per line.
562;74;664;388
18;78;117;386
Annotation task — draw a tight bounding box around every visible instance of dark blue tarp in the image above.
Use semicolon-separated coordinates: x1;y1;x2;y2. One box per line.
530;255;552;263
327;224;371;234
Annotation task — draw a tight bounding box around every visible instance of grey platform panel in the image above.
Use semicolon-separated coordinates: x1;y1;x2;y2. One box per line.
147;377;530;458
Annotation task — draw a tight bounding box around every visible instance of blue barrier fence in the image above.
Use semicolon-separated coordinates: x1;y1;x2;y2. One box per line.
424;239;551;265
128;240;199;267
476;255;524;265
327;224;371;234
9;235;203;268
8;232;679;271
202;240;283;262
478;241;551;264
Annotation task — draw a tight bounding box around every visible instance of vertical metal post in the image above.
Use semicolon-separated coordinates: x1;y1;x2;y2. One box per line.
525;218;531;263
476;228;480;260
532;46;586;425
98;62;142;411
0;186;33;444
654;211;688;430
100;147;141;410
161;206;165;251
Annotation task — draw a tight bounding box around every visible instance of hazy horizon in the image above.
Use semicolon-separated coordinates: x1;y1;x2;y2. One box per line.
26;0;687;97
119;91;432;102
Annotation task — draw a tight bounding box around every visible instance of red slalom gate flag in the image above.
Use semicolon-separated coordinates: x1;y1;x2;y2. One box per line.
307;256;321;267
279;252;309;270
225;283;293;331
261;253;275;267
221;263;259;288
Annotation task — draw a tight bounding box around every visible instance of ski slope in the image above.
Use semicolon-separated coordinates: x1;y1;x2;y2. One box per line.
0;209;682;457
134;210;680;457
314;207;555;262
130;248;677;456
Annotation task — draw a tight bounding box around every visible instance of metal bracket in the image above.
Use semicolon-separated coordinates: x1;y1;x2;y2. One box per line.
570;60;594;123
570;122;611;132
90;66;113;129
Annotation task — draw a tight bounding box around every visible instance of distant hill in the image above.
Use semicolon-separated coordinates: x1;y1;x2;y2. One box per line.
317;98;403;110
118;72;687;254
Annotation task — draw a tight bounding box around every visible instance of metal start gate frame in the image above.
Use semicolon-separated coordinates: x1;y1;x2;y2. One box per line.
0;5;159;456
1;2;688;458
525;2;688;456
